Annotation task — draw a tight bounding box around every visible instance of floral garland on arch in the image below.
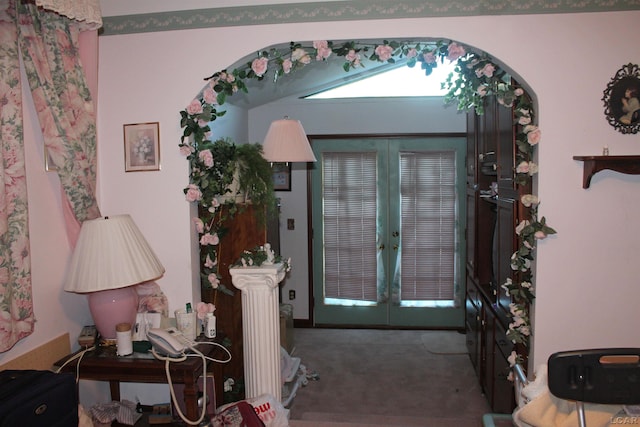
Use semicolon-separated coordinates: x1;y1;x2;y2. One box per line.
178;38;556;362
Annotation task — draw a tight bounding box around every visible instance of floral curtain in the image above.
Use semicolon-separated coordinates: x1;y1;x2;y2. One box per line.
0;0;101;352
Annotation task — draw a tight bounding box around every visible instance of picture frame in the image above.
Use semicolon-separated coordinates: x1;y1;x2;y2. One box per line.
272;162;291;191
602;63;640;135
123;122;161;171
44;147;56;172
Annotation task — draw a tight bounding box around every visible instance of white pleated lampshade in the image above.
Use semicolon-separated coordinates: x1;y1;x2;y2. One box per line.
262;117;317;162
65;214;165;293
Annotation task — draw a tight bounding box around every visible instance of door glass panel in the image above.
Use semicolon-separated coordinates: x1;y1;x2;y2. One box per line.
398;150;457;307
322;152;378;305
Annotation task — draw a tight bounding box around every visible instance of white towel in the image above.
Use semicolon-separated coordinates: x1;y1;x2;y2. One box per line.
513;364;622;427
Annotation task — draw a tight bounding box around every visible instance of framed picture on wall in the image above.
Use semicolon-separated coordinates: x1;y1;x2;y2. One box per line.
272;162;291;191
602;63;640;135
123;122;161;171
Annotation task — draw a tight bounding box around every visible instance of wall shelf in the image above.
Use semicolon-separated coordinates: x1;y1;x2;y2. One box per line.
573;155;640;188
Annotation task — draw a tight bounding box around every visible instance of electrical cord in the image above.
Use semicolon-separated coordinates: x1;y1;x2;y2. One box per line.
162;347;207;426
150;340;232;426
151;341;232;425
192;341;232;364
54;345;96;383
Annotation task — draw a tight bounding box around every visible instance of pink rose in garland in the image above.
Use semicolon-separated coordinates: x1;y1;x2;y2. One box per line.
524;125;542;145
199;149;214;168
374;44;393;62
422;51;437;64
185;184;202;202
345;49;361;67
186;99;203;115
200;232;219;246
193;217;204;233
291;48;311;64
282;58;293;74
446;42;466;61
203;87;217;105
313;40;332;61
475;63;496;78
251;57;269;77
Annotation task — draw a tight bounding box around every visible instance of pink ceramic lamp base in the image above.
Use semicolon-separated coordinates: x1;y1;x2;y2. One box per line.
87;286;139;340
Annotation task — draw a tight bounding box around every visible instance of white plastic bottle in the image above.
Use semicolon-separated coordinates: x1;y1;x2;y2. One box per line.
205;312;216;338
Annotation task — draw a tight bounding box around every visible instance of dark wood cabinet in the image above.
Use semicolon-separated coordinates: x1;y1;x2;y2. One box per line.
201;205;267;397
465;92;521;414
466;278;516;413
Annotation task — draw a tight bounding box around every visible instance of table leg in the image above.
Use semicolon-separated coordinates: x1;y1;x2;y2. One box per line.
109;380;121;402
182;376;198;421
212;363;223;408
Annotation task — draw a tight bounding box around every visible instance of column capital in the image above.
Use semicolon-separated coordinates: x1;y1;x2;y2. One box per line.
229;262;286;291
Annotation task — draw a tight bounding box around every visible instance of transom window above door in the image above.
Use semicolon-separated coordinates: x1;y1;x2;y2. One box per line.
304;61;458;99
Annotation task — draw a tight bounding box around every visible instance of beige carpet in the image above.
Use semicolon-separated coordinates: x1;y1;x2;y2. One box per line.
287;328;491;427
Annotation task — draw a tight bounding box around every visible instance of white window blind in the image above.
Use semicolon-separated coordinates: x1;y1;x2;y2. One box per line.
322;152;378;302
399;151;456;301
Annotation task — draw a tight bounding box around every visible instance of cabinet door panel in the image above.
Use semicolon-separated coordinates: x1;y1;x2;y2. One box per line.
481;304;495;398
495;198;516;315
465;297;479;373
467;110;478;186
466;188;477;276
497;102;515;191
492;322;516;413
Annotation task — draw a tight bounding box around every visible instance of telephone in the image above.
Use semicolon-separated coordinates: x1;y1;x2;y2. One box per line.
147;327;195;357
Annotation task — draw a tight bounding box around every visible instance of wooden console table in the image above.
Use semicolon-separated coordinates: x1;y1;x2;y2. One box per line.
54;339;225;420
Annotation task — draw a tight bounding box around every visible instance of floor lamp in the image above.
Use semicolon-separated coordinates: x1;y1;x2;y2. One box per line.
262;116;317;163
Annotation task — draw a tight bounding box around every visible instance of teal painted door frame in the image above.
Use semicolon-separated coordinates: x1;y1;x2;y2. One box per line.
310;136;466;328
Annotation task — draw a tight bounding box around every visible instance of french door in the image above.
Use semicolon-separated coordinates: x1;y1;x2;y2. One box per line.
311;136;466;328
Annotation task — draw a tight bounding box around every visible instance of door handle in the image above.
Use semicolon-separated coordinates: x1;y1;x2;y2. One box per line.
379;244;385;250
393;244;399;251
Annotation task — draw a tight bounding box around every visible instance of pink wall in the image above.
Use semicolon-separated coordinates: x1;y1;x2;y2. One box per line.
4;10;640;406
96;12;640;370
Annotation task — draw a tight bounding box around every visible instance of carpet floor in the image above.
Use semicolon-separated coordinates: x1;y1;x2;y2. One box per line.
287;328;492;426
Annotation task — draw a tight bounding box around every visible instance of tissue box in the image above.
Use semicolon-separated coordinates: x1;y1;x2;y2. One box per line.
133;312;162;341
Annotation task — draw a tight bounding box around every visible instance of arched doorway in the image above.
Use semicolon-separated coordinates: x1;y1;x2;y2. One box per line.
182;36;546;343
180;38;553;410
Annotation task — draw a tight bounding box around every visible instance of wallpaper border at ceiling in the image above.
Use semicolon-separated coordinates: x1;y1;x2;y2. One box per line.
100;0;640;36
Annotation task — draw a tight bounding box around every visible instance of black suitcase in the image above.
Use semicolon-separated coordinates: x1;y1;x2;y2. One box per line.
0;369;78;427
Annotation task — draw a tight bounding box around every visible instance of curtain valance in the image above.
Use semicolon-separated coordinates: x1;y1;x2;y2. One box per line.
36;0;102;29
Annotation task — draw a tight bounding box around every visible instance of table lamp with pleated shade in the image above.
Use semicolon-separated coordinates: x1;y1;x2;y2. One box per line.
64;215;165;341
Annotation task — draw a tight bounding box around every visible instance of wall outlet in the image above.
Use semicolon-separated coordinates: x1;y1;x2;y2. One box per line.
287;218;295;230
289;290;296;300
